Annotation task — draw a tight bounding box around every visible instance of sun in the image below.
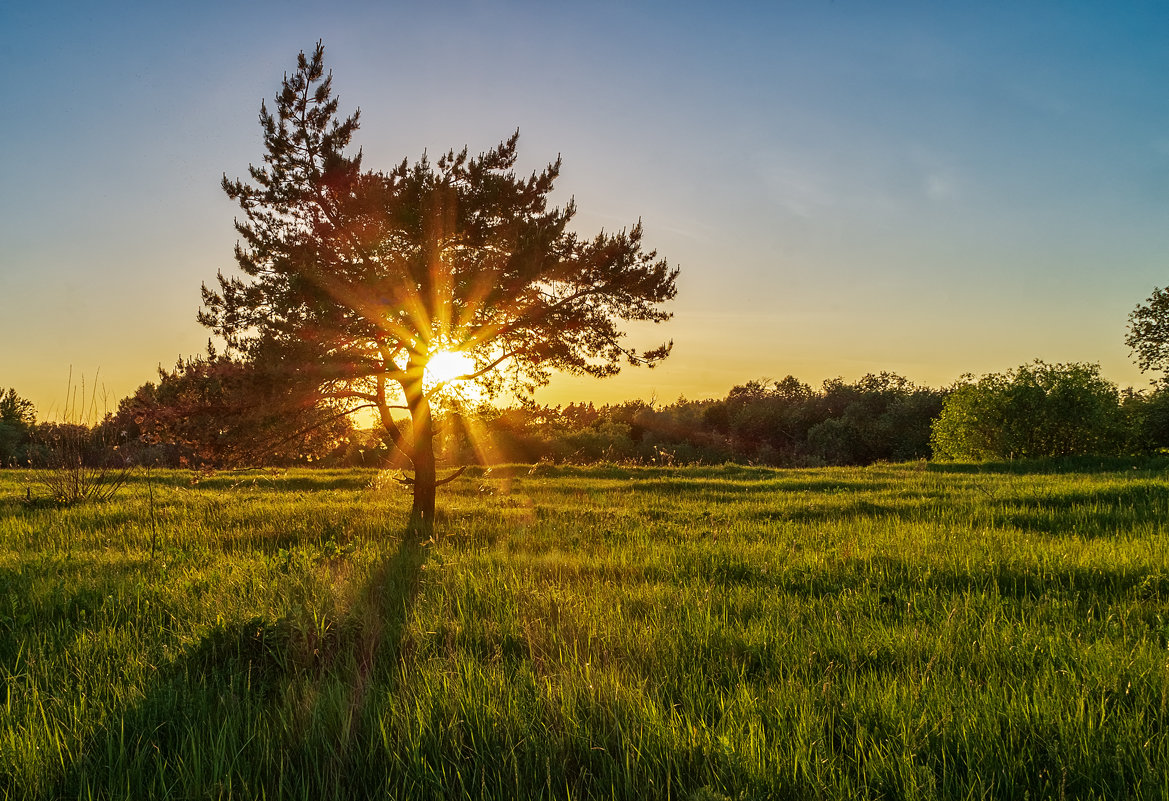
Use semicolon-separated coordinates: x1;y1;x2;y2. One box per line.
424;349;476;386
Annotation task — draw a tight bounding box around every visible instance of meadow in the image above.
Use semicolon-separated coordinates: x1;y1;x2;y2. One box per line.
1;461;1168;800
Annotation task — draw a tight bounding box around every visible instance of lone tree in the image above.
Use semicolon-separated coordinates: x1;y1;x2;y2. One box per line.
1127;286;1169;383
199;44;678;534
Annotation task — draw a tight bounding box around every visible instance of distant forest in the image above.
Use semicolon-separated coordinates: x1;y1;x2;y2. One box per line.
4;360;1169;471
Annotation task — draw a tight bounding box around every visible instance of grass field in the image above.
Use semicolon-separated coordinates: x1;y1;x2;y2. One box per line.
2;461;1168;799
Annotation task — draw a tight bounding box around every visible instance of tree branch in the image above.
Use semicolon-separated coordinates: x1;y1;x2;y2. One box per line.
395;465;469;487
224;401;374;468
423;348;527;399
435;465;469;486
461;284;608;351
373;377;409;451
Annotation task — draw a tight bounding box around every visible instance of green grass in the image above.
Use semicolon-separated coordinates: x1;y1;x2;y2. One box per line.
2;462;1168;799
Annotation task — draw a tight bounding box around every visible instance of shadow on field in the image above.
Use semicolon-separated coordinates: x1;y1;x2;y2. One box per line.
49;536;428;799
994;486;1169;536
517;463;784;481
81;468;379;493
670;551;1169;611
189;470;378;493
730;483;1169;538
927;455;1169;475
630;477;899;496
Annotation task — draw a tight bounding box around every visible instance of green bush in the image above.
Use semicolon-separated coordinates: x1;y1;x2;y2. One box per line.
931;361;1126;460
0;387;36;465
1120;387;1169;453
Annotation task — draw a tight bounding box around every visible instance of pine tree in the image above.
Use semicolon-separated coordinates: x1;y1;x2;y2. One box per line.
199;43;678;535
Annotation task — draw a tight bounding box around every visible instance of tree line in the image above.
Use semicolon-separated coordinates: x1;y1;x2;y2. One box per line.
439;362;1169;466
6;359;1169;471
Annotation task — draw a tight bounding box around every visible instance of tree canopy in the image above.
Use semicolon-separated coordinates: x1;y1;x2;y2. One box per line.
1126;286;1169;383
0;387;36;466
199;43;678;532
108;351;354;468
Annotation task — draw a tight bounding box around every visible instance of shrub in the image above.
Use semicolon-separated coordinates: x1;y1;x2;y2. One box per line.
931;361;1125;460
1120;387;1169;453
0;387;36;466
29;422;130;505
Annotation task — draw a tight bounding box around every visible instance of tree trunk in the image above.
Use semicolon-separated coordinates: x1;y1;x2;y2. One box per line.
404;355;436;538
409;412;436;537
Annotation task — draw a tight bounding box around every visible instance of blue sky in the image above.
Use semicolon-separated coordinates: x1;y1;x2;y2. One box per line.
2;1;1168;416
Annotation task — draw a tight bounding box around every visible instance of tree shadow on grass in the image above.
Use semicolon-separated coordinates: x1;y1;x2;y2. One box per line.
628;477;899;499
927;455;1169;475
666;549;1169;611
188;470;378;493
47;536;428;800
730;482;1169;538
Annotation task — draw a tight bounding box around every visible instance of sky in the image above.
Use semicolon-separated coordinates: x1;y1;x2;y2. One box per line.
2;1;1168;419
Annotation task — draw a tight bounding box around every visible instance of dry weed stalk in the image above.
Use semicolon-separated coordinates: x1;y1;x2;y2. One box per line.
31;369;131;505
